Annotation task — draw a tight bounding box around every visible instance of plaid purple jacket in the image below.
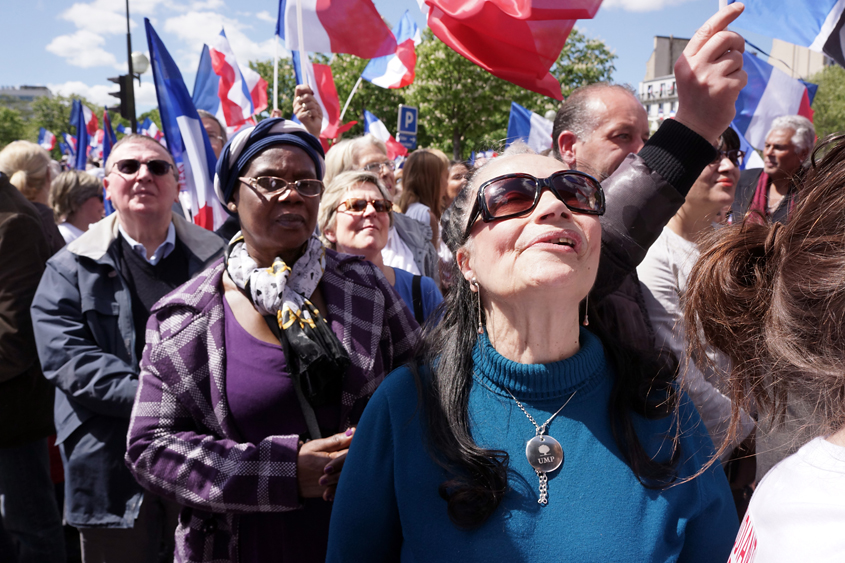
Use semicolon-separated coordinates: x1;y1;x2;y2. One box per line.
125;250;419;563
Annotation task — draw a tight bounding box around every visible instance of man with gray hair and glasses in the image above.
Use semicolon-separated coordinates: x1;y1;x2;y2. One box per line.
732;114;815;223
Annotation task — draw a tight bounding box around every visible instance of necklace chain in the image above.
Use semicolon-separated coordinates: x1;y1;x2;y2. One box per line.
504;388;578;436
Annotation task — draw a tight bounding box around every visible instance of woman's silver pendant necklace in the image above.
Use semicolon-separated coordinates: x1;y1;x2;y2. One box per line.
505;388;577;505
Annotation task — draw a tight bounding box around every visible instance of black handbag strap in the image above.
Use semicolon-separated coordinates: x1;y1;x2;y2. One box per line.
412;274;424;325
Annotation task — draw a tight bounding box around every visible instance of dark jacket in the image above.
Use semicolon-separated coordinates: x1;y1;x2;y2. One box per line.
731;168;797;225
31;213;224;527
33;201;65;255
593;120;718;354
0;172;54;448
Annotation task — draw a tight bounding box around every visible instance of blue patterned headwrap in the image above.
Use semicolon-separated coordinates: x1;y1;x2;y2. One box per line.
214;118;326;213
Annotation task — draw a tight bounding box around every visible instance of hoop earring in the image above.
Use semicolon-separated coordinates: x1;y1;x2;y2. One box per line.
471;278;484;334
582;294;589;327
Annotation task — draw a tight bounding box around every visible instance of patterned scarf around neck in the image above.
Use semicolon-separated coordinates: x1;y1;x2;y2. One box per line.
225;232;350;409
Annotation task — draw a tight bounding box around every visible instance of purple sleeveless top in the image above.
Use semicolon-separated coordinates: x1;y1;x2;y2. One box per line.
223;297;340;563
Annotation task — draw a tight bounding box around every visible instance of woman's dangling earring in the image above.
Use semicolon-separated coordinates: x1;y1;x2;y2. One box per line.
582;294;590;327
471;278;484;334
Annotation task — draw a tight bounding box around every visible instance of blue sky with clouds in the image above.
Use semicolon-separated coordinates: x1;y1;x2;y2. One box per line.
0;0;771;115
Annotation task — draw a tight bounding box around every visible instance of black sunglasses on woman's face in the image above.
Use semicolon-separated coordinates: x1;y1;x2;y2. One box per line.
464;170;605;239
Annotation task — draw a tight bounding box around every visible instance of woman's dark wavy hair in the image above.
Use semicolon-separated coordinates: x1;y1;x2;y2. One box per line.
685;133;845;450
412;153;681;529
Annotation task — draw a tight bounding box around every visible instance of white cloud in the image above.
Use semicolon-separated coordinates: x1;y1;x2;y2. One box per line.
164;11;277;67
47;80;159;112
601;0;695;11
60;2;132;34
190;0;225;9
46;30;119;68
255;10;275;24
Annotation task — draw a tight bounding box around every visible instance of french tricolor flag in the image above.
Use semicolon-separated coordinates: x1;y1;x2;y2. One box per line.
361;10;421;89
364;110;407;160
506;102;553;153
734;51;815;150
192;29;268;130
728;0;845;68
276;0;396;59
38;128;56;151
146;18;226;231
292;50;356;141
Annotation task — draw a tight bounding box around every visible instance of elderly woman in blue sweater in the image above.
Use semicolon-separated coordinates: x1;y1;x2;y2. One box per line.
326;145;739;561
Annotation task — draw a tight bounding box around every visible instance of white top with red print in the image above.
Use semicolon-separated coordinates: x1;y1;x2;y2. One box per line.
728;436;845;563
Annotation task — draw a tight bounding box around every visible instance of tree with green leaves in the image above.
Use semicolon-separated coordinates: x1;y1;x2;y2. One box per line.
250;58;299;121
808;64;845;139
0;107;26;149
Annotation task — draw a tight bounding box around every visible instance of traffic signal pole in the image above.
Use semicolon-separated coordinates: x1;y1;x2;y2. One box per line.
125;0;136;133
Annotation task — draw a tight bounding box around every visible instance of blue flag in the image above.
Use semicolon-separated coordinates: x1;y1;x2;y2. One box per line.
145;18;223;230
70;100;89;170
102;108;117;215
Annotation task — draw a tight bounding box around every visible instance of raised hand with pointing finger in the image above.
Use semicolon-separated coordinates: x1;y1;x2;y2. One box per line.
674;2;747;145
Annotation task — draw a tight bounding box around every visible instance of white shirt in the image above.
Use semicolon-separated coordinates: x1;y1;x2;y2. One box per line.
118;222;176;265
729;437;845;563
58;222;85;244
638;226;755;457
382;226;420;275
404;202;431;226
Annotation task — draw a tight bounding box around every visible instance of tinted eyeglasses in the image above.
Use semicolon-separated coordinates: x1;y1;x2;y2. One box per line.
337;198;392;214
713;149;745;167
464;170;605;239
362;161;395;174
239;176;324;198
114;159;173;176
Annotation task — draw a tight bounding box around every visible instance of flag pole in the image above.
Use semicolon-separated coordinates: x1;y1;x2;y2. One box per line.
340;76;363;122
296;0;308;88
273;34;279;111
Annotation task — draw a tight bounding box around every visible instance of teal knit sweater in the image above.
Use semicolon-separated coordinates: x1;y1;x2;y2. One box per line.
327;329;738;562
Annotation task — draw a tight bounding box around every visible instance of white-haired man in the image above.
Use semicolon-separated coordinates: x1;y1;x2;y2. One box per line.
732;115;815;223
31;135;224;563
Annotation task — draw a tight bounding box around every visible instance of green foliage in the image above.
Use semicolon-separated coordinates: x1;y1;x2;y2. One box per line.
250;58;298;120
808;64;845;139
0;107;26;149
246;26;616;159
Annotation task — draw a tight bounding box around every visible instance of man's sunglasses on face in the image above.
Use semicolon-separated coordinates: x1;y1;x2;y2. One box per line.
114;159;174;176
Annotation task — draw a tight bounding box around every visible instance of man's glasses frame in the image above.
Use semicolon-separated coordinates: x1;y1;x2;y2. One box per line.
113;159;173;177
361;161;396;174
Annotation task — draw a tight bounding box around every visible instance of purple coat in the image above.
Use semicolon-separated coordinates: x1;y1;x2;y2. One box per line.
125;250;419;563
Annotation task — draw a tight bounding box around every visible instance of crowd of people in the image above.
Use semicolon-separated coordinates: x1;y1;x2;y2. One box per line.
1;3;844;562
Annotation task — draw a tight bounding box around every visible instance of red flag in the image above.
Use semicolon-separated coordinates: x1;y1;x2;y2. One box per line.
422;0;602;100
313;63;357;140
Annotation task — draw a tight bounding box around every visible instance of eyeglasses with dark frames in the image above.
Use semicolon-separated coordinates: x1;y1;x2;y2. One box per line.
114;159;173;176
238;176;324;198
464;170;605;239
712;149;745;167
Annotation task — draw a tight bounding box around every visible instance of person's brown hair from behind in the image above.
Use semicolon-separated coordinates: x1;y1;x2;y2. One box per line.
684;133;845;458
399;149;447;218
